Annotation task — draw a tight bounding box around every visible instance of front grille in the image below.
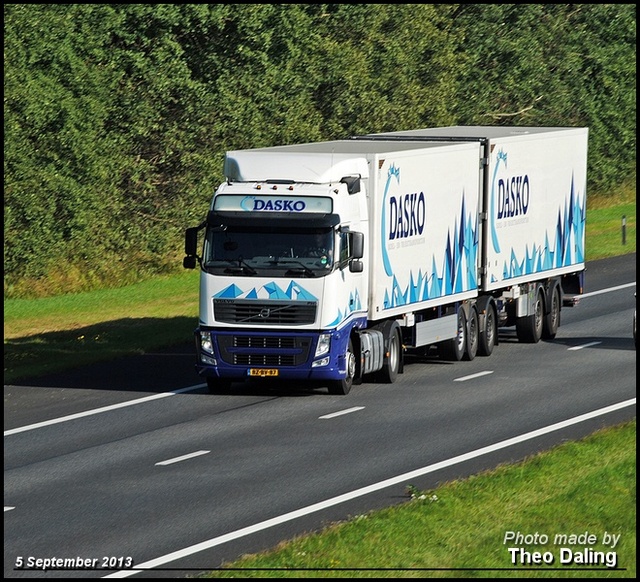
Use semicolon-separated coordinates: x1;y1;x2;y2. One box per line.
233;354;297;366
214;299;317;325
217;334;312;367
234;336;297;348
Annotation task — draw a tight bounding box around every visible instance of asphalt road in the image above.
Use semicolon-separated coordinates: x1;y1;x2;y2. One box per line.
4;254;636;578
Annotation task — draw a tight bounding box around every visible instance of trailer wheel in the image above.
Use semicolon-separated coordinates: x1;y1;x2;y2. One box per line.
380;322;402;383
440;308;467;361
478;300;497;357
542;284;561;339
464;306;479;361
516;287;544;343
206;377;233;394
328;339;355;395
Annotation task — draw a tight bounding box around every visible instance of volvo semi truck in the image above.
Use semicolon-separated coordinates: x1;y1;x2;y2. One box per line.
183;126;588;395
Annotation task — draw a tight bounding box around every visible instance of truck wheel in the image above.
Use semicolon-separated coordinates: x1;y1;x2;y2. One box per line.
478;300;497;357
464;306;479;361
380;323;402;383
478;301;498;356
516;287;544;343
440;308;467;361
206;377;233;394
328;339;355;395
542;284;561;339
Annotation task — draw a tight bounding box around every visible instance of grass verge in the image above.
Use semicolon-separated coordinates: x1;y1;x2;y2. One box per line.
202;420;636;578
4;270;200;382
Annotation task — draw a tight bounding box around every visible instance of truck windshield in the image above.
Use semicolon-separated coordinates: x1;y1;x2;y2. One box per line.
203;226;334;276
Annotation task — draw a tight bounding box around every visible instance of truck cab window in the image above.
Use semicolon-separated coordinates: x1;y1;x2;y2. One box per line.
339;232;350;265
203;226;334;275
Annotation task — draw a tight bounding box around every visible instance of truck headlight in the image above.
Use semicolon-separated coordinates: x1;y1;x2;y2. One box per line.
200;353;217;366
200;331;214;354
312;356;330;368
315;333;331;357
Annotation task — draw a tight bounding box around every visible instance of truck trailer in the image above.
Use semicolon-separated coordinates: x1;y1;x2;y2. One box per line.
183;126;588;395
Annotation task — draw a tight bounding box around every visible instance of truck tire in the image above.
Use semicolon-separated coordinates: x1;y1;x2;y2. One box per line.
328;339;356;395
477;298;497;357
464;306;479;361
439;308;467;361
516;287;544;343
379;321;402;383
542;283;561;339
206;377;233;394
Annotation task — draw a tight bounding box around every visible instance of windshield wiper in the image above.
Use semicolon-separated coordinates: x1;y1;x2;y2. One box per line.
284;261;316;277
267;258;316;277
285;267;316;278
223;258;257;275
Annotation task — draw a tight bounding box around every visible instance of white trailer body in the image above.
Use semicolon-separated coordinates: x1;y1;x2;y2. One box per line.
364;142;481;319
184;126;588;395
368;126;588;293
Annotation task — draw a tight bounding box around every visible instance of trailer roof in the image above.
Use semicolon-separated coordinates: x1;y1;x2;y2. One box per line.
224;126;587;182
242;139;452;155
364;125;586;140
234;126;587;157
224;139;478;182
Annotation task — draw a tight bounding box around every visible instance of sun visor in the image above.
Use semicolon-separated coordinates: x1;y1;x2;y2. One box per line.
207;210;341;229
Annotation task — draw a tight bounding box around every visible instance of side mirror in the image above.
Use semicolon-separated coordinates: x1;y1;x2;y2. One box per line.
349;260;364;273
350;231;364;259
185;227;199;256
183;255;197;270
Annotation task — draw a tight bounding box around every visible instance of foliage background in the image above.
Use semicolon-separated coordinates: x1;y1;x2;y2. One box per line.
4;4;636;298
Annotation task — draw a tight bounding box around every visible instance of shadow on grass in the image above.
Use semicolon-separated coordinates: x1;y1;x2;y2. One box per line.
4;316;199;390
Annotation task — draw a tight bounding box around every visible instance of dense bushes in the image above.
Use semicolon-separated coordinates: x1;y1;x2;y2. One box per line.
4;4;636;298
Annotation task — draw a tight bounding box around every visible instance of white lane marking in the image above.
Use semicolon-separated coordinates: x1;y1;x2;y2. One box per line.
319;407;365;419
3;384;206;436
568;341;603;351
580;282;635;299
454;371;494;382
5;507;15;512
103;398;636;578
156;451;210;466
143;353;193;357
567;280;634;349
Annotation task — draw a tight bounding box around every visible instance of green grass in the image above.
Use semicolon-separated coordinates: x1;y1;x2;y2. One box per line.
201;420;636;578
4;270;200;382
585;202;636;260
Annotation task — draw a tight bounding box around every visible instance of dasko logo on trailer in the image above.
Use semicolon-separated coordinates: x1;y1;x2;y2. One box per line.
382;164;427;276
490;149;531;253
385;164;426;241
494;150;530;219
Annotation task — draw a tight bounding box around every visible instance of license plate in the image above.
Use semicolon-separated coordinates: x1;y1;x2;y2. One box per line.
249;368;279;377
